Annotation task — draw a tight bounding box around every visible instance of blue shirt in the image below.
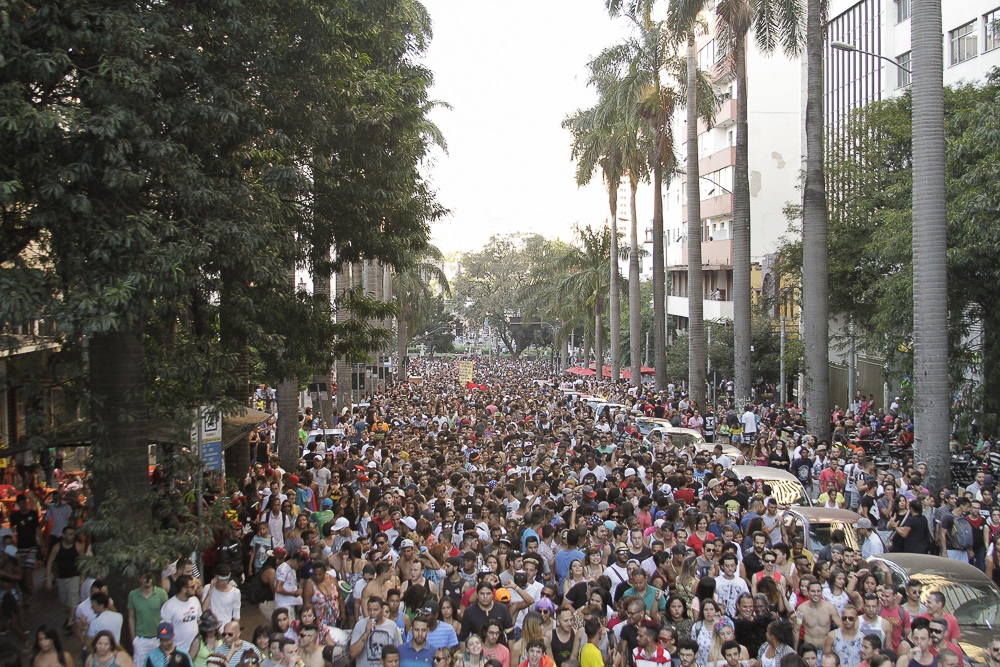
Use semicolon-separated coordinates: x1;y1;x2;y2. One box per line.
398;642;436;667
554;548;585;584
425;622;459;650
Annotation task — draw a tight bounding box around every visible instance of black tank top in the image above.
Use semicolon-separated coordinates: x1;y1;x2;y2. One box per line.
551;629;575;667
442;576;464;604
54;540;80;579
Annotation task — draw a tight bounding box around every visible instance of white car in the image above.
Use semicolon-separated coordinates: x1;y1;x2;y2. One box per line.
643;427;741;459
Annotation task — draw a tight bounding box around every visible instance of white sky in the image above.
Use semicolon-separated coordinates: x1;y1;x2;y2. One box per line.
419;0;638;256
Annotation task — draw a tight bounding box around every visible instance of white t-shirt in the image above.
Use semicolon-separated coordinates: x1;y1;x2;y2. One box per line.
274;561;303;609
160;595;201;653
203;584;242;624
741;411;758;434
89;610;124;643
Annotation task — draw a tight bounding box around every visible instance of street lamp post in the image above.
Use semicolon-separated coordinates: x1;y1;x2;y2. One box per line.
830;41;912;73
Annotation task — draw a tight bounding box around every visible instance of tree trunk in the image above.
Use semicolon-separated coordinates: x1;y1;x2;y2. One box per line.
609;186;622;384
335;262;352;412
276;265;299;472
629;177;642;389
802;0;830;440
397;301;410;383
652;140;667;387
732;36;752;410
89;326;151;520
686;32;706;406
911;0;949;486
312;263;335;427
594;297;604;381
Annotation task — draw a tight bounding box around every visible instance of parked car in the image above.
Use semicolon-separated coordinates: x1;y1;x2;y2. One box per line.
643;427;742;459
729;465;813;507
781;507;884;553
635;417;672;436
866;553;1000;666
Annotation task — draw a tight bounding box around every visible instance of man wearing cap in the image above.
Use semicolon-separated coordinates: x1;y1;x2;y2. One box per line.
856;518;884;558
202;564;241;626
145;621;194;667
440;557;469;607
215;620;263;667
418;600;459;650
311;498;337;537
160;575;201;656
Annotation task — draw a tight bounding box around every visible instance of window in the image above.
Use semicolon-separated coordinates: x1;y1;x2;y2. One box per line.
698;40;717;73
950;21;978;65
896;51;911;87
986;8;1000;52
896;0;910;23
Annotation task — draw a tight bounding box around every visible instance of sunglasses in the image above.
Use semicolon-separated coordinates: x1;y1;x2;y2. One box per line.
434;658;450;662
764;559;775;564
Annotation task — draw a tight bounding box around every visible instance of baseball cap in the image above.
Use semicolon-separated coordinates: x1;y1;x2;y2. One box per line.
273;547;288;559
597;501;610;512
495;587;512;603
400;539;415;549
321;498;334;509
856;518;873;530
3;545;16;558
157;621;175;639
332;517;350;531
446;556;463;568
287;474;300;486
707;478;721;489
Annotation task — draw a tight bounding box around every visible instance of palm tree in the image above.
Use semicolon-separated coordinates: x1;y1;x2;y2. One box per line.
801;0;829;438
563;107;624;382
605;1;671;391
911;0;949;485
664;0;714;405
716;0;803;409
393;244;450;379
558;225;613;374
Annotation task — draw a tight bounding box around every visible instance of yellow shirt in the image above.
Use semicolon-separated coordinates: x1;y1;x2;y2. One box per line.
580;642;604;667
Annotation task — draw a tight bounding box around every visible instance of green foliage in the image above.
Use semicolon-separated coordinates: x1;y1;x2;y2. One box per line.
0;0;441;584
778;72;1000;415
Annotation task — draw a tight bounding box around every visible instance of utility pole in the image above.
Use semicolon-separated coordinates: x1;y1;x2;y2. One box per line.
644;331;650;367
848;320;857;409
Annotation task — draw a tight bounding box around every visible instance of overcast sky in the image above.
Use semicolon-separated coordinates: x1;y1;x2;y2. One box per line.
418;0;638;256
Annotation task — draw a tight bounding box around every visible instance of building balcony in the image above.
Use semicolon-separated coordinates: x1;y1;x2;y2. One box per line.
698;98;737;133
699;146;736;175
679;238;733;267
666;295;735;321
682;193;732;221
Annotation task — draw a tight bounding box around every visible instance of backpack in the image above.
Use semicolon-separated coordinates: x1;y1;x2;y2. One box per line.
950;514;974;549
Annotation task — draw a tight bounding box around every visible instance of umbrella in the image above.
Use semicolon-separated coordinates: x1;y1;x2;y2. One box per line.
566;366;595;376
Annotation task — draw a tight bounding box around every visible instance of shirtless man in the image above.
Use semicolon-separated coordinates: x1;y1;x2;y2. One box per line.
361;562;398;617
794;577;841;650
298;624;325;667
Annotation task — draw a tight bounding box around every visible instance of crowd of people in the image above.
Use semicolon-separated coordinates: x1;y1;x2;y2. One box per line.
9;357;1000;667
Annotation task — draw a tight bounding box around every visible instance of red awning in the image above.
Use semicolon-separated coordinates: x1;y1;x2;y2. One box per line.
566;366;596;376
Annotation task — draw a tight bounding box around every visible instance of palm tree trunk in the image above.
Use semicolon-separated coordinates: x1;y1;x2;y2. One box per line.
911;0;949;486
629;177;642;388
802;0;830;439
594;296;604;380
686;32;706;405
397;301;410;383
609;188;622;384
652;107;668;390
733;36;752;410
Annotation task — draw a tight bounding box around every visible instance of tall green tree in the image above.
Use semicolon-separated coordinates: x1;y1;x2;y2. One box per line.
911;0;948;484
715;0;803;409
558;225;615;372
